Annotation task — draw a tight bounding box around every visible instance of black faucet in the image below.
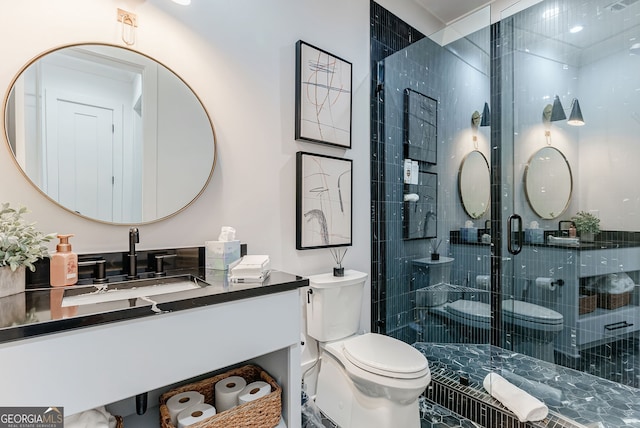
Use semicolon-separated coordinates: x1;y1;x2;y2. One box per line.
127;227;139;279
558;220;573;231
78;258;107;284
151;253;177;277
558;220;574;237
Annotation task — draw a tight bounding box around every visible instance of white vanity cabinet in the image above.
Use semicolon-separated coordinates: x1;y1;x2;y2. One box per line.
574;248;640;349
0;282;303;427
450;242;640;361
520;245;640;360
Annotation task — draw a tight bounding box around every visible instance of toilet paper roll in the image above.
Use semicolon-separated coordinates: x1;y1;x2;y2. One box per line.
166;391;205;426
176;403;216;428
476;275;490;290
215;376;247;412
535;277;556;291
237;381;271;404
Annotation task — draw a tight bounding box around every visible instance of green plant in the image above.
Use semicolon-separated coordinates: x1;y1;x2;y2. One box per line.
0;203;55;272
571;211;600;235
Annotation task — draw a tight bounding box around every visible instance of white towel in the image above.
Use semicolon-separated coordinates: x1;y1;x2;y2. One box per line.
64;406;118;428
483;372;548;422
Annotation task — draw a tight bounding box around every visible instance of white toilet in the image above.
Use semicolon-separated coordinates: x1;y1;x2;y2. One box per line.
442;299;492;343
502;299;564;362
436;298;563;363
305;270;431;428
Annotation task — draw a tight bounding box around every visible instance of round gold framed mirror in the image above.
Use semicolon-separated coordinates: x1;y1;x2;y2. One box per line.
458;150;490;219
3;43;216;224
524;146;572;219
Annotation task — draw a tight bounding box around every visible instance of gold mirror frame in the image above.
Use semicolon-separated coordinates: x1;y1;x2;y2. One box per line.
3;43;217;225
524;146;573;219
458;150;490;219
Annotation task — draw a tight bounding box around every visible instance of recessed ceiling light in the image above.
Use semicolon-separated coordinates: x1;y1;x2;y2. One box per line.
569;25;584;33
172;0;191;5
542;7;559;19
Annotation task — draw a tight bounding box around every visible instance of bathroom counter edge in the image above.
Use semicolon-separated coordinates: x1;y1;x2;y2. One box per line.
0;270;308;345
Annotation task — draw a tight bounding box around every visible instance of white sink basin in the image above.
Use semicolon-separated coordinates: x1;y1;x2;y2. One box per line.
62;275;205;307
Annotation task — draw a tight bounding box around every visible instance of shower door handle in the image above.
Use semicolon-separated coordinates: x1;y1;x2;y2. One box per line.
507;214;523;255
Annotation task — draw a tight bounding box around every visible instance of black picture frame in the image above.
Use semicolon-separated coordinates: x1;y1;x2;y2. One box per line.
296;152;353;249
404;88;437;164
295;40;352;149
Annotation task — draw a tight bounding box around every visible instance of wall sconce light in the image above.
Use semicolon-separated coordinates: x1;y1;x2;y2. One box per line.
550;95;566;121
543;95;585;126
542;95;585;144
567;99;584;126
480;102;491;127
471;103;490;149
471;103;491;128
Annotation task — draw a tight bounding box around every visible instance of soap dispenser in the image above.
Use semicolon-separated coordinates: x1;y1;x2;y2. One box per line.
50;234;78;286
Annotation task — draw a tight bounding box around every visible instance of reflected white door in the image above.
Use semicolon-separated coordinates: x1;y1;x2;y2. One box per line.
45;97;114;221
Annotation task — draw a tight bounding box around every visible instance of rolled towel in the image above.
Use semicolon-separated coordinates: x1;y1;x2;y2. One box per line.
500;369;563;405
483;372;548;422
64;406;117;428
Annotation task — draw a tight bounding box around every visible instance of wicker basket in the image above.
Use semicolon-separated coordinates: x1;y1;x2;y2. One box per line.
597;291;631;310
115;415;124;428
159;365;281;428
579;293;597;315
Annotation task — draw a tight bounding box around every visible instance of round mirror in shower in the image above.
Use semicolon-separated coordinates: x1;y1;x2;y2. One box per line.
458;150;490;219
524;146;572;219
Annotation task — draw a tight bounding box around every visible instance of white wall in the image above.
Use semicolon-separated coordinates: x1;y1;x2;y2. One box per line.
578;50;640;231
512;51;580;229
0;0;444;331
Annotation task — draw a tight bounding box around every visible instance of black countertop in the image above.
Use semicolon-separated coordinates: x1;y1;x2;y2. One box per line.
450;229;640;250
0;269;308;345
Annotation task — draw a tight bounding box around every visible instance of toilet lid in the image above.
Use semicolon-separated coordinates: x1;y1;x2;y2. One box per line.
445;300;491;323
502;299;563;325
342;333;429;379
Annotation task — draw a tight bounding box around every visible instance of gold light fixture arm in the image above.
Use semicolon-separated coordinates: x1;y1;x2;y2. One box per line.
117;9;137;46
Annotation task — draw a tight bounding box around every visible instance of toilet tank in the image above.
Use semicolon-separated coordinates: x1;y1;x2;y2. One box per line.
306;270;368;342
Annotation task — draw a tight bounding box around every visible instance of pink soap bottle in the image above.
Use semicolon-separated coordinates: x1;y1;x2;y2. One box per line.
50;234;78;286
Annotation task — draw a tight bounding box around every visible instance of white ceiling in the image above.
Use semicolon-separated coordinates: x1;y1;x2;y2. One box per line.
412;0;640;64
414;0;493;24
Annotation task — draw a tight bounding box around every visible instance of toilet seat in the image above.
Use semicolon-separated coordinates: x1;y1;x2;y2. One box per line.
444;299;492;327
502;299;563;326
342;333;429;379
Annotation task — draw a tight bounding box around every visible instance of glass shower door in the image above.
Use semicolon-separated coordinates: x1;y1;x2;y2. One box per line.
497;0;640;384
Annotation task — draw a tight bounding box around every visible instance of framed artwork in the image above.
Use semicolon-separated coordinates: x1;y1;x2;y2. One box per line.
403;171;437;240
296;152;352;249
404;88;437;164
295;40;352;149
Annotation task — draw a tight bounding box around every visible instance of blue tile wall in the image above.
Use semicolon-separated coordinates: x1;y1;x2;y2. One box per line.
370;2;490;343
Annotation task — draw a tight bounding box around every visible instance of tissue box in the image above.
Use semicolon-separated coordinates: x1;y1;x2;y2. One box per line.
524;228;544;244
460;227;478;243
205;240;241;270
